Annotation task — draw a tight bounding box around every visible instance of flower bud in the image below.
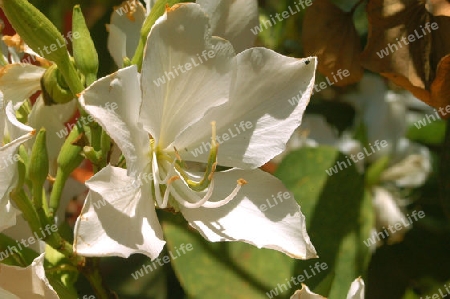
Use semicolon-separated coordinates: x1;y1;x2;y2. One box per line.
41;64;75;105
72;5;98;85
27;129;49;191
1;0;70;65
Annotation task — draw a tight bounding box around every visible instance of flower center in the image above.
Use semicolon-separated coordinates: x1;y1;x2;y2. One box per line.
150;121;247;211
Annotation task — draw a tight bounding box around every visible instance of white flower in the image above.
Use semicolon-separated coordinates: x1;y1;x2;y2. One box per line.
108;0;259;67
0;253;59;299
0;34;77;173
74;3;317;260
273;115;363;171
290;277;365;299
0;93;34;232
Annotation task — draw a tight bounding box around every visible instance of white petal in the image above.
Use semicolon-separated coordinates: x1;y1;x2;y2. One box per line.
346;277;365;299
372;187;409;244
140;3;234;148
79;66;149;177
290;284;326;299
197;0;259;52
0;64;44;106
0;288;19;299
0;253;59;299
177;51;316;169
381;139;431;188
28;96;77;174
180;168;317;259
108;1;146;67
5;101;34;141
74;165;165;259
0;102;34;232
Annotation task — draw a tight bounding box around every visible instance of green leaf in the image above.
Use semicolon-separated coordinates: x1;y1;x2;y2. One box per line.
406;120;446;145
162;213;295;299
0;233;39;267
275;146;373;298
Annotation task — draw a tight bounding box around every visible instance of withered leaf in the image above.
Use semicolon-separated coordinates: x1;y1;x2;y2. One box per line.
302;0;364;86
360;0;450;111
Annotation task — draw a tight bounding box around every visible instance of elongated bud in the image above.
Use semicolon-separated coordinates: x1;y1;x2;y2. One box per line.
72;5;98;85
1;0;85;94
1;0;69;65
27;129;49;190
49;125;85;217
57;125;85;177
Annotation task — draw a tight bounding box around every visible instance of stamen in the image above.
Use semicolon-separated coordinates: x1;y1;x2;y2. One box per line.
171;179;216;209
201;179;247;208
160;175;180;208
175;121;219;192
152;150;163;207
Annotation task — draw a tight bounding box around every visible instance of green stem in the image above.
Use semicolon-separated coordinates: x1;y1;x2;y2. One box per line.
49;170;70;218
80;258;116;299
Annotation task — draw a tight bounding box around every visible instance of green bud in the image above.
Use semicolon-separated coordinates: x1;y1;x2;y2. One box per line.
41;64;75;105
27;128;49;191
72;5;98;86
49;125;85;217
1;0;85;95
131;0;188;70
1;0;70;65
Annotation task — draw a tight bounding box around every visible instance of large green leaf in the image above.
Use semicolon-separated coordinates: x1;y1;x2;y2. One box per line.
275;146;373;298
162;213;295;299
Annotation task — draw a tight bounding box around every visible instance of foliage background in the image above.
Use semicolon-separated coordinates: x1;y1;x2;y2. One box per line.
3;0;450;298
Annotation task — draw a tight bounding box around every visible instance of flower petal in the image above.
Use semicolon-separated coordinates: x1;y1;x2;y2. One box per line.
79;65;149;177
290;284;326;299
180;168;317;259
372;187;409;244
0;64;44;107
346;277;365;299
1;102;34;232
108;1;146;67
73;165;165;259
139;3;234;148
197;0;259;52
28;96;77;174
177;51;316;169
0;253;59;299
380;139;431;187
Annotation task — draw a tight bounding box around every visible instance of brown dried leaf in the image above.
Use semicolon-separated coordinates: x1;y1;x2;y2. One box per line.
302;0;364;86
360;0;450;110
